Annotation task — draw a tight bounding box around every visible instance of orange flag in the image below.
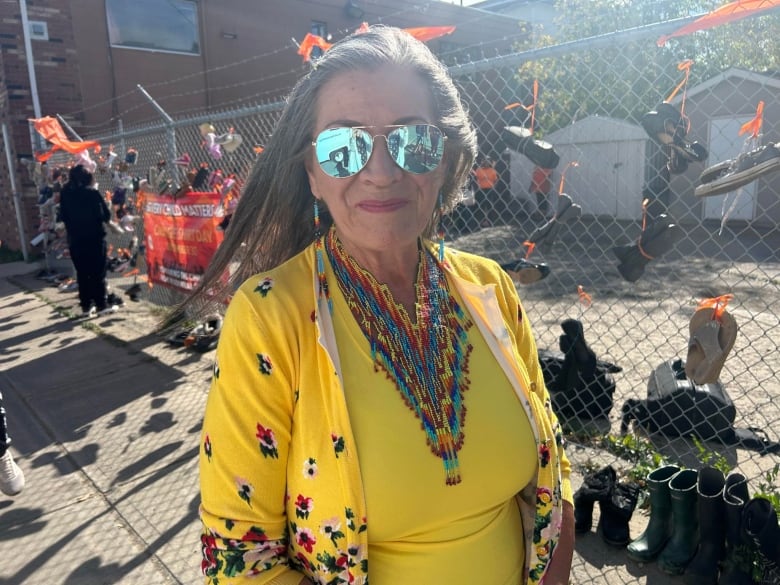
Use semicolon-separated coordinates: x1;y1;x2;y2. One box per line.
30;116;99;161
739;101;764;137
404;26;456;42
297;33;332;62
658;0;780;46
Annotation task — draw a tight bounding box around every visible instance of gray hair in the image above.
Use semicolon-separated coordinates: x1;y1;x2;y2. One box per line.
171;25;477;322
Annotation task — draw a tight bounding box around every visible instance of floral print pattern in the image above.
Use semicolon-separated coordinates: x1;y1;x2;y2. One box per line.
255;423;279;459
199;248;571;585
256;353;272;375
254;277;273;297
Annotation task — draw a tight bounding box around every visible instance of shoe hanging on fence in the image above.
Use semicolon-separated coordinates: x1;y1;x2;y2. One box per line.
502;126;560;169
685;295;738;385
695;142;780;198
612;212;683;283
526;193;582;253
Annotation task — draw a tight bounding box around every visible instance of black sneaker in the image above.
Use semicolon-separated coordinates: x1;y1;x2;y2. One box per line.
695;142;780;197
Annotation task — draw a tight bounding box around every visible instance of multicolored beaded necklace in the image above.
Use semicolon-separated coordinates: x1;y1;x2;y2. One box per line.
325;228;473;485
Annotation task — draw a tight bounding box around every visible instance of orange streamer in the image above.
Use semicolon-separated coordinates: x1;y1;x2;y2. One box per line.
696;294;735;321
739;101;764;138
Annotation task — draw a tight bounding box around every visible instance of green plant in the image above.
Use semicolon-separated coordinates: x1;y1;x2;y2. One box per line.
692;436;732;476
598;433;666;485
753;463;780;515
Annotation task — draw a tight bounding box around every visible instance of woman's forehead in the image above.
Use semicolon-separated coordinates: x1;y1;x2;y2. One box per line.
314;66;436;129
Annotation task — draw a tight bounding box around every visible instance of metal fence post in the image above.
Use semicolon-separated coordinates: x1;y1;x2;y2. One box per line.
137;84;178;182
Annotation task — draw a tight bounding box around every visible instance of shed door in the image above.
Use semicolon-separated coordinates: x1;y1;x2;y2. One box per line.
704;117;756;221
572;141;643;220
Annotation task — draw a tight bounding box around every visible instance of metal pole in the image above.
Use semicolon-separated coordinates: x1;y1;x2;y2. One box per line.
19;0;43;154
137;84;178;182
56;113;83;141
117;119;126;156
2;123;30;262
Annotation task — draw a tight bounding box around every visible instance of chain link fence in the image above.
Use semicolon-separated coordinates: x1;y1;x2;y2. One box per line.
27;10;780;583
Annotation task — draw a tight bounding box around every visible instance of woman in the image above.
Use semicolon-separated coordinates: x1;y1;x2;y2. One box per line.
59;164;113;317
188;26;573;585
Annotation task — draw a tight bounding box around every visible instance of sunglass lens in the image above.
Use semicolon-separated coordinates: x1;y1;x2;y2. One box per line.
314;128;373;178
393;125;444;174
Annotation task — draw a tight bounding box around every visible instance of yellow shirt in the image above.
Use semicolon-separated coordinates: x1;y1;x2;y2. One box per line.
332;271;536;584
199;242;572;585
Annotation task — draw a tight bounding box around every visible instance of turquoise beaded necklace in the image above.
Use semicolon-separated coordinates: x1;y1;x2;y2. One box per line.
325;229;473;485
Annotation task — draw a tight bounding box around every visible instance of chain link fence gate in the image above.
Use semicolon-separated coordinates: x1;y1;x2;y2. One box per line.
35;9;780;584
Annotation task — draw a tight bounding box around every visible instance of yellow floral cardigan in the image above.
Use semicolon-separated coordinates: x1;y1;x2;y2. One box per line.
199;242;573;585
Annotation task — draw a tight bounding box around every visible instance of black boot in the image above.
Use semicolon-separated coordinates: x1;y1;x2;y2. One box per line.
574;465;615;533
720;473;754;585
684;467;726;585
612;214;684;282
658;469;699;575
743;497;780;584
627;465;680;562
599;480;641;547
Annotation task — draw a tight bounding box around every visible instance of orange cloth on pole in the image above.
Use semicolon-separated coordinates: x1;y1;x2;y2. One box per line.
30;117;99;161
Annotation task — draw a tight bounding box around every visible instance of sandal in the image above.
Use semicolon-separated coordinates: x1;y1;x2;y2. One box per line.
685;303;738;384
499;258;551;285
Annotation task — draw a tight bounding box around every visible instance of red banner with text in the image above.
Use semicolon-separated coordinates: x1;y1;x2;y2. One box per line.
142;191;224;292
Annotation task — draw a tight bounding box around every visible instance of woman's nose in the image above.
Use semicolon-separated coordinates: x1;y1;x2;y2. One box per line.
361;135;402;183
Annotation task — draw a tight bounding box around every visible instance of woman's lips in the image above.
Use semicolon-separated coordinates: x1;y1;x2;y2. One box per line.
357;199;408;212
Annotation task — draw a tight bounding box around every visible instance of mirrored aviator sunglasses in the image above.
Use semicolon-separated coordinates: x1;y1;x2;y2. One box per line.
312;124;445;178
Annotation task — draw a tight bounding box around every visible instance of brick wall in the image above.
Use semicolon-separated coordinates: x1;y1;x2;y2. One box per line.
0;0;83;254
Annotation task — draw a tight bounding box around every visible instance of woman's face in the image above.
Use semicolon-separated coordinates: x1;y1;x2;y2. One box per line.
305;65;445;258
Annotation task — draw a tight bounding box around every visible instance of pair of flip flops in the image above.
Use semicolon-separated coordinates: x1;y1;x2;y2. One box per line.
685;299;738;385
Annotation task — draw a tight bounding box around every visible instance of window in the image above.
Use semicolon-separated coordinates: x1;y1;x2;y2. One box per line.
311;21;328;59
29;21;48;41
106;0;200;55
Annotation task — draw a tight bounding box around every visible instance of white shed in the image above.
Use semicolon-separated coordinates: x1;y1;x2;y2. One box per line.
509;116;647;220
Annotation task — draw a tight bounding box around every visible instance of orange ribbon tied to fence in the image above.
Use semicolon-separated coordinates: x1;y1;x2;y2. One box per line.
297;33;332;62
739;101;764;138
523;241;536;259
697;293;735;322
558;161;580;195
577;285;592;309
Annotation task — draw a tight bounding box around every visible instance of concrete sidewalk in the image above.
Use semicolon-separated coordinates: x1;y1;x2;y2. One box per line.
0;263;207;585
0;261;687;585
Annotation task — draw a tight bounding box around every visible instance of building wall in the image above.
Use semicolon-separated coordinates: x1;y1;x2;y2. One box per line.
68;0;525;130
0;0;85;254
0;0;523;251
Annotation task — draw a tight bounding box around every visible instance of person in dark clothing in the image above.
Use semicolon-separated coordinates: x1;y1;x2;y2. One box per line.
59;164;114;317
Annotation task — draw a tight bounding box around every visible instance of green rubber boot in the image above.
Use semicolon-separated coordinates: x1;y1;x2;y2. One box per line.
684;467;725;585
658;469;699;575
627;465;680;562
